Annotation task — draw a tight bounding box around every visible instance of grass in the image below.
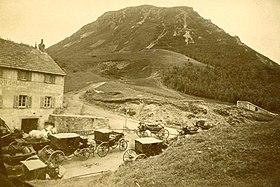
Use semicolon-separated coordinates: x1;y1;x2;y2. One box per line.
64;69;108;92
30;116;280;187
82;80;201;116
83;79;197;102
53;49;208;93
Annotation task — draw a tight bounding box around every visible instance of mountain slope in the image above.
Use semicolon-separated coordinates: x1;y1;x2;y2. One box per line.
48;5;278;67
47;5;280;112
55;48;206;92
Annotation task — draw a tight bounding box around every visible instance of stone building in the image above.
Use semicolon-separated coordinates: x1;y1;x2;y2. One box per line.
0;39;65;132
237;101;277;116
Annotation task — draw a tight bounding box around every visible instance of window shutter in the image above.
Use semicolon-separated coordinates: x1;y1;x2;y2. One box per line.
0;95;3;108
17;71;21;80
28;72;32;81
14;95;19;108
40;96;45;108
27;96;32;108
52;97;55;108
51;76;55;84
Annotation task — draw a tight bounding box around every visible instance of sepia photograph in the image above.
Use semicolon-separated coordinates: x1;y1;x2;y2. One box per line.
0;0;280;186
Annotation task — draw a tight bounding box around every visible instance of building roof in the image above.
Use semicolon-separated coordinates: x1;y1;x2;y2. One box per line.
0;39;65;75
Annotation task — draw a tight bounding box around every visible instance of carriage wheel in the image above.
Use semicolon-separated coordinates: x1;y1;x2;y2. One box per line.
76;148;91;160
118;139;128;151
96;142;109;157
136;129;148;137
111;142;118;149
135;129;142;137
8;141;22;156
135;154;147;160
88;140;97;154
48;150;65;167
158;129;169;140
38;145;52;161
123;149;137;163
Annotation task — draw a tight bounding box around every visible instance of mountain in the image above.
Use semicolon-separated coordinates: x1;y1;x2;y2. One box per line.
48;5;278;66
47;5;280;112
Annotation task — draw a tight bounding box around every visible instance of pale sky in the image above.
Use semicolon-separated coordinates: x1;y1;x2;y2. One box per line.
0;0;279;64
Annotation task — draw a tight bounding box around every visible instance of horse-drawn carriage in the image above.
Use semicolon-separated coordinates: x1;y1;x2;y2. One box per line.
8;137;50;154
1;118;24;147
94;129;128;157
178;119;210;135
38;133;95;167
1;120;38;166
123;137;163;163
136;121;169;140
1;119;51;180
2;144;37;166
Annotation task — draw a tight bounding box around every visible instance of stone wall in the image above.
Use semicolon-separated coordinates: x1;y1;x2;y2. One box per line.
48;114;109;133
237;101;277;116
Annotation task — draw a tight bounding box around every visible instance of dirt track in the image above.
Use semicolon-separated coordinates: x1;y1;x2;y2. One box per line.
61;82;178;179
61;131;138;179
64;82;140;130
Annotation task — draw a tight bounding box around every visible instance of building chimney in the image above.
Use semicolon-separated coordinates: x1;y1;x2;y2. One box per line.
38;39;45;52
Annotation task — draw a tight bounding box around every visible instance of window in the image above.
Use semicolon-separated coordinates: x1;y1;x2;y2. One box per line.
14;95;32;108
44;74;55;84
19;95;27;107
41;96;55;108
44;96;52;108
18;70;32;81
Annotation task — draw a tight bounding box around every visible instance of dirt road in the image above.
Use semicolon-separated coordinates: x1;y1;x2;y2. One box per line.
64;82;140;130
60;82;178;179
61;130;138;179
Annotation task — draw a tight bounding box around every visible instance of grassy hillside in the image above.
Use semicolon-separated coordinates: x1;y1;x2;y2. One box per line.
56;49;205;92
30;114;280;187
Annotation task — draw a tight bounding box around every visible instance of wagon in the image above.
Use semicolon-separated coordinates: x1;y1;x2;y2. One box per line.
0;118;24;147
8;137;50;154
4;155;47;181
123;137;163;163
2;144;36;166
94;129;128;157
4;154;65;180
136;121;169;140
38;133;95;167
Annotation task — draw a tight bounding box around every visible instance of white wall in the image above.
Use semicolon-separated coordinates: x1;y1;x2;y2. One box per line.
0;67;65;130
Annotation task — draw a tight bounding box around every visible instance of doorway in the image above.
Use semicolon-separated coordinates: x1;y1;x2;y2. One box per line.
21;118;38;133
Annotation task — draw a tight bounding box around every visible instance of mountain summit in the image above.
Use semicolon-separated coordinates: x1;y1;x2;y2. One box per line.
48;5;277;67
47;5;280;112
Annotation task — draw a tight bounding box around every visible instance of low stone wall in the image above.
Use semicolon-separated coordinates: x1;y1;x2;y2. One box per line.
48;114;109;133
